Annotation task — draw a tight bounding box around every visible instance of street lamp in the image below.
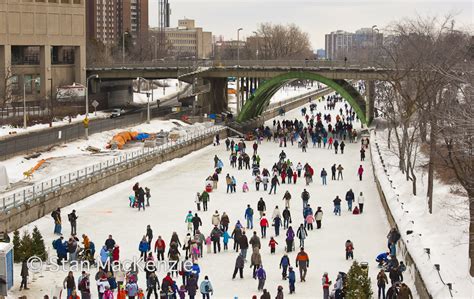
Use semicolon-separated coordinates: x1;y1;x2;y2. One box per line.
85;74;99;140
23;78;39;129
122;31;129;64
236;28;243;113
253;31;259;61
137;77;152;124
237;28;243;64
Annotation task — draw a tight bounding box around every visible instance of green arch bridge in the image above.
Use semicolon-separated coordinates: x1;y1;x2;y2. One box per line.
236;72;372;125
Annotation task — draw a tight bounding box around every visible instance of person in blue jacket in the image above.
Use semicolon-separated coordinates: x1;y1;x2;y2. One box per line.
288;266;296;294
53;236;67;265
376;252;390;266
191;262;201;282
200;276;213;298
139;236;149;259
99;245;110;268
245;204;254;229
279;254;290;280
222;230;231;251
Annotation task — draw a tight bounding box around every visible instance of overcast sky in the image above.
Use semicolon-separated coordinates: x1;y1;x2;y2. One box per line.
149;0;473;49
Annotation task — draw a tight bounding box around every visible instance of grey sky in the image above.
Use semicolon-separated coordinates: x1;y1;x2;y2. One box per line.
149;0;473;49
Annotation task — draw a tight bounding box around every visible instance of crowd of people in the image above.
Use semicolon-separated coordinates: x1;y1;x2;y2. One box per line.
31;94;414;299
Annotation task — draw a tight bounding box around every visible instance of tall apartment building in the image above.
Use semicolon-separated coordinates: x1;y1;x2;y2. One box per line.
325;28;383;61
86;0;148;44
325;30;353;61
0;0;86;104
151;19;212;59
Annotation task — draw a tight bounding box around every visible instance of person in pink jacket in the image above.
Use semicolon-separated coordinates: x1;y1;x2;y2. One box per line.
357;165;364;181
305;213;315;230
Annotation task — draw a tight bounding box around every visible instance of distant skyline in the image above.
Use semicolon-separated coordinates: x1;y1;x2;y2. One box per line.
148;0;473;50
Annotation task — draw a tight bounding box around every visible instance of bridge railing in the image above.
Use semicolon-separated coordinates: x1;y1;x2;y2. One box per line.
88;60;380;70
0;125;223;213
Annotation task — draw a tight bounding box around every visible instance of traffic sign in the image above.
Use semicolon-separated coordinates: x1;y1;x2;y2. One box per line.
91;100;99;108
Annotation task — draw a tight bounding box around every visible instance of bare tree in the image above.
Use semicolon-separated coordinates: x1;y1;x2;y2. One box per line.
256;23;313;60
435;68;473;275
1;66;19;108
381;15;470;211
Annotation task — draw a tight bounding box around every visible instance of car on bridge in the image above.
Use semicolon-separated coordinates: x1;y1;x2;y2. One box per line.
110;108;125;118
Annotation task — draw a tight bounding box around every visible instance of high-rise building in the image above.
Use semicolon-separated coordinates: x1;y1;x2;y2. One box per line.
1;0;86;104
86;0;149;44
325;30;353;61
86;0;118;45
151;19;212;59
325;28;383;61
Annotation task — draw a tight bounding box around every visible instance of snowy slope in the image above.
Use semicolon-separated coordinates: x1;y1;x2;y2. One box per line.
372;129;472;298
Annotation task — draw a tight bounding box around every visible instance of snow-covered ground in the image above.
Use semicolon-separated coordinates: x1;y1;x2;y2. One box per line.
372;128;472;298
133;79;185;105
0;118;212;189
0;112;110;139
8;97;415;298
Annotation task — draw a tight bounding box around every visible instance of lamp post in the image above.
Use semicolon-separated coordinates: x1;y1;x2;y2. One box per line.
85;74;99;140
371;25;379;63
253;31;259;61
23;78;39;129
236;28;243;113
122;31;129;64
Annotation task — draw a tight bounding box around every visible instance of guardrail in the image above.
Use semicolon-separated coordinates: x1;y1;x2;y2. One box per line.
0;125;224;212
88;60;380;70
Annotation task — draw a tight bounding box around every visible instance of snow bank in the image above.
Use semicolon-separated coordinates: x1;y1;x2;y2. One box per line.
370;129;471;298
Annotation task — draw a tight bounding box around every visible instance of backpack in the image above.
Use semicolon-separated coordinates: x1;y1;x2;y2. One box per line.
68;213;73;222
204;283;210;293
52;240;57;250
249;208;254;216
78;277;87;291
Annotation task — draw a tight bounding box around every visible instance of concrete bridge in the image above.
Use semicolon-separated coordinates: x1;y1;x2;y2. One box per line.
87;60;384;124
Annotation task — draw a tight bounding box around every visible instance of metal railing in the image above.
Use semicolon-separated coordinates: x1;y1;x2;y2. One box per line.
0;125;225;212
88;60;381;70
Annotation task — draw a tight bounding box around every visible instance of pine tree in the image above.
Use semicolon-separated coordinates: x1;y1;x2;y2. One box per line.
19;231;34;262
345;261;373;299
12;230;22;263
31;226;48;261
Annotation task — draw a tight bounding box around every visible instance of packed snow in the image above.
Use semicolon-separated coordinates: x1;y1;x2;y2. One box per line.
371;128;472;298
133;79;186;105
8;96;416;299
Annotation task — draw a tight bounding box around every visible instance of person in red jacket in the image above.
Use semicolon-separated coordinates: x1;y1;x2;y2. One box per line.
357;165;364;181
260;214;269;239
292;171;297;184
112;245;120;265
268;237;278;254
154;236;166;261
322;272;332;299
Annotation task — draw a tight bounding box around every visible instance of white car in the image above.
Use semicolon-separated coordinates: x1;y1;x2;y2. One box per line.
110;108;124;118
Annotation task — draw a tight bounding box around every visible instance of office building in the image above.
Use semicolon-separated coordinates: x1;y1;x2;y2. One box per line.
0;0;86;104
151;19;212;59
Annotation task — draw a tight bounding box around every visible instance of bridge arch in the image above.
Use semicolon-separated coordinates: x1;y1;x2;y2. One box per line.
236;72;368;124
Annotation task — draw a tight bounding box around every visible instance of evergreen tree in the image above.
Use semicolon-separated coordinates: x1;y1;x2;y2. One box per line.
12;230;22;263
19;231;34;262
31;226;47;261
345;261;373;299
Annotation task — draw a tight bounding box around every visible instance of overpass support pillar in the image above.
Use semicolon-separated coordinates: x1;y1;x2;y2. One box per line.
0;45;11;102
198;77;227;115
245;77;249;102
366;80;375;125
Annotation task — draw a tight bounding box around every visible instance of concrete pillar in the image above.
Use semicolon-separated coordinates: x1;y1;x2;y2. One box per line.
198;77;227;115
0;45;12;102
74;46;86;85
245;77;249;101
40;45;51;99
366;80;375;125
